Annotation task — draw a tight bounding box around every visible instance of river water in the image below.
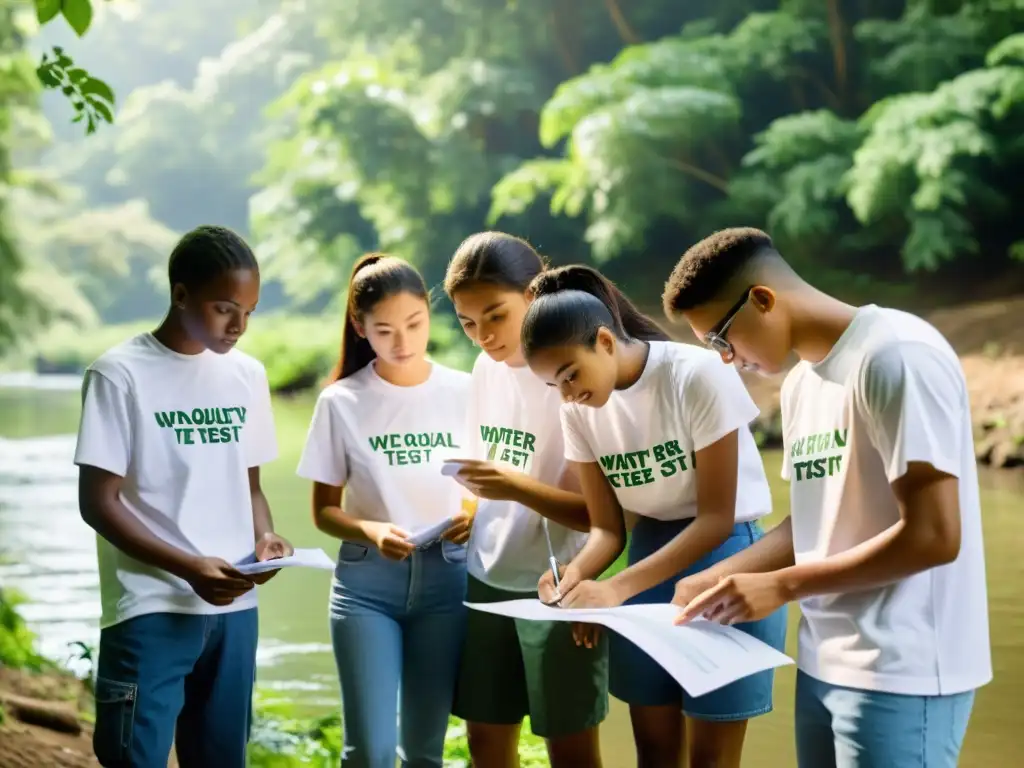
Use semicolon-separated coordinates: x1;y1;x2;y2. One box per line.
1;377;1021;766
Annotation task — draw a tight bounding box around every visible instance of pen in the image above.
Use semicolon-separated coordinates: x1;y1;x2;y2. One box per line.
542;518;561;595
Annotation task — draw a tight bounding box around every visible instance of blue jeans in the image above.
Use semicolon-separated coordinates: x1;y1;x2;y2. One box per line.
795;670;976;767
93;608;258;768
610;517;787;720
330;538;468;768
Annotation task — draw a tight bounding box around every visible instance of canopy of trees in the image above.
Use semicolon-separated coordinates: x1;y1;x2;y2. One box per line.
0;0;1022;351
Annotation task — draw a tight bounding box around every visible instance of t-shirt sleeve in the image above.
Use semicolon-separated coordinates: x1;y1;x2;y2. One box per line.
684;355;761;452
296;392;349;486
74;369;133;477
857;341;965;482
244;365;279;468
560;405;595;463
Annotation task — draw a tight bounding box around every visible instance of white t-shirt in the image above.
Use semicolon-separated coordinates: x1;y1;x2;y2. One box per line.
781;305;992;696
465;352;587;591
295;361;471;532
73;332;278;630
562;341;771;523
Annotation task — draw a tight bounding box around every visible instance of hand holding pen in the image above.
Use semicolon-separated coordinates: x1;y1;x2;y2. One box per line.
538;560;578;605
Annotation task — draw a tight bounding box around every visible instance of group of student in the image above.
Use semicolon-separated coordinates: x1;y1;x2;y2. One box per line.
73;223;992;768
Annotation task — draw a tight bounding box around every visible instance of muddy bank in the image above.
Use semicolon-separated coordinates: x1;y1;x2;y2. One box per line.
742;354;1024;469
0;667;96;768
0;667;182;768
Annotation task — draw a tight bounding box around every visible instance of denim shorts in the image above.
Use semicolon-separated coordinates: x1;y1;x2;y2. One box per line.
609;516;787;721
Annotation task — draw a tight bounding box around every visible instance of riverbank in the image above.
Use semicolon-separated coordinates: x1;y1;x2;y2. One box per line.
5;296;1024;469
740;296;1024;468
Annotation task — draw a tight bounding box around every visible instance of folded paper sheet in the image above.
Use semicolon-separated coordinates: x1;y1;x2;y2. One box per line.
466;600;793;697
407;516;458;547
234;548;335;575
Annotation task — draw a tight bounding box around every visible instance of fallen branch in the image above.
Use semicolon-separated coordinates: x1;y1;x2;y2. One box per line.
0;693;82;736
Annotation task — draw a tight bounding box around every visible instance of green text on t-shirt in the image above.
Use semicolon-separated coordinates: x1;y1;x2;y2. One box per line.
154;406;246;445
599;439;695;489
368;431;458;466
480;425;535;469
790;428;848;481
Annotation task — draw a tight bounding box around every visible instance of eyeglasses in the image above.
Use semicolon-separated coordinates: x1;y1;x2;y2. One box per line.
703;286;754;360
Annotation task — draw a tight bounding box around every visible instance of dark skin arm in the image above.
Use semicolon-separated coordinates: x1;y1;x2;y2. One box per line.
780;462;961;597
537;460;626;603
248;467;293;583
679;462;960;623
606;430;739;602
78;465;253;606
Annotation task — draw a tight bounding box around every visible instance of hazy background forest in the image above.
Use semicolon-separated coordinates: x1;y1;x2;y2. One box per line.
1;0;1023;386
2;1;1024;766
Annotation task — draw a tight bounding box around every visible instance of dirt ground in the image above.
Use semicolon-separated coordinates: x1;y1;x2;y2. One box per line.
0;667;96;768
0;667;179;768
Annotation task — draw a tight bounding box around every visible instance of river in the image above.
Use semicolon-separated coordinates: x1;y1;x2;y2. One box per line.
1;377;1021;767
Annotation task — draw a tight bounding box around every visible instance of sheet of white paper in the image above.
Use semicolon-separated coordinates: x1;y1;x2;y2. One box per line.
234;548;335;575
440;461;465;477
466;599;793;698
407;516;458;547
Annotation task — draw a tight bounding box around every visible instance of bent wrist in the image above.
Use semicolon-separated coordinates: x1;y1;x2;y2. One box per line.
166;551;201;582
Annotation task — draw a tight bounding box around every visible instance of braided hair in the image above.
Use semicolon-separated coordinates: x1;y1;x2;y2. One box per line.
168;225;259;290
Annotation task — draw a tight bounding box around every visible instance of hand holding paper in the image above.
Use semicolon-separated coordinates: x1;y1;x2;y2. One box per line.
443;458;522;501
247;532;295;584
406;517;457;548
234;547;334;576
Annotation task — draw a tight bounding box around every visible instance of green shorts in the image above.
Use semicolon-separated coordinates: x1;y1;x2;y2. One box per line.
452;575;609;739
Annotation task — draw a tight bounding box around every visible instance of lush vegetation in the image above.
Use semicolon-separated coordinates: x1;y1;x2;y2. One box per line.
0;588;48;672
0;0;1021;369
247;704;548;768
5;312;477;388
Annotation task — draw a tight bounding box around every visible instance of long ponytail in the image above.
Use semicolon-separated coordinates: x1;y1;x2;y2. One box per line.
330;253;429;381
521;265;669;359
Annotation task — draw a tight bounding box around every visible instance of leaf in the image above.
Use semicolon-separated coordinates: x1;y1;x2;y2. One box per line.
35;63;61;89
61;0;94;37
86;95;114;124
34;0;61;24
80;77;115;106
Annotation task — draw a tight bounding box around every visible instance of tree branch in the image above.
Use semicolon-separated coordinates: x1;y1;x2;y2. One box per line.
604;0;642;45
550;3;580;75
791;66;842;110
665;157;730;193
826;0;848;101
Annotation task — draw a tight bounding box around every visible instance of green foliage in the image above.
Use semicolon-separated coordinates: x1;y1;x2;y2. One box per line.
33;0;116;135
16;312;477;391
247;701;550;768
847;60;1024;270
489;0;1024;273
0;588;47;671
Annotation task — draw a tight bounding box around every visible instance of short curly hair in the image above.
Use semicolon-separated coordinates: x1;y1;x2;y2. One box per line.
663;228;776;318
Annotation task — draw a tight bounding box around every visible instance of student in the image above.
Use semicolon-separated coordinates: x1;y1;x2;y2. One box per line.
296;254;472;768
665;227;992;768
73;225;293;768
443;232;608;768
521;264;785;768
